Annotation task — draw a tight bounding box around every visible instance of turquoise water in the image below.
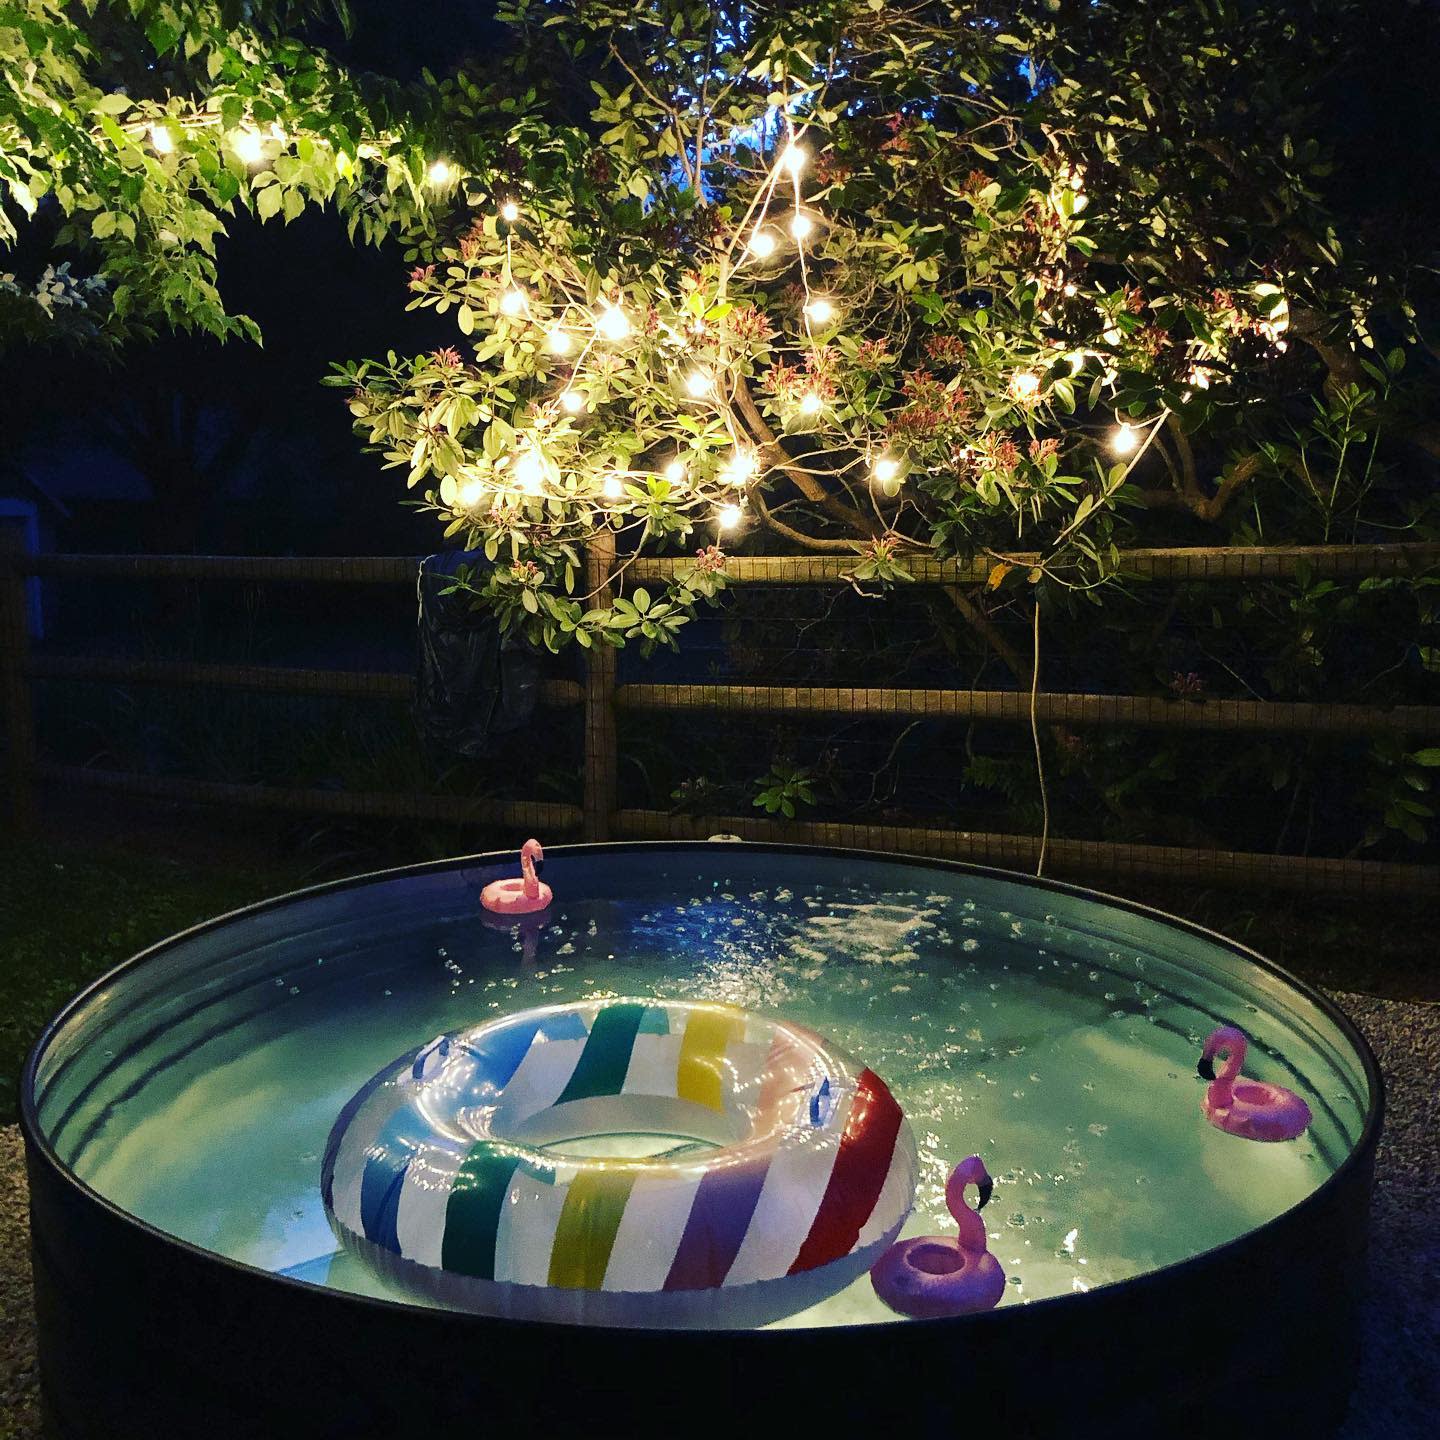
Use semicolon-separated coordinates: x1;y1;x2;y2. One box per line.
31;847;1373;1328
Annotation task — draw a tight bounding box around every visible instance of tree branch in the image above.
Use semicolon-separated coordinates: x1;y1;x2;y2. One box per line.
729;377;881;538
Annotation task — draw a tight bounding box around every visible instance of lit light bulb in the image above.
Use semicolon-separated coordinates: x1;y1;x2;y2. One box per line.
602;473;625;501
230;128;264;165
718;503;743;531
1063;282;1078;298
804;297;836;325
1009;371;1041;402
685;369;714;398
663;459;686;483
748;229;777;259
427;159;453;186
1111;423;1139;456
500;200;519;222
458;478;484;508
722;449;757;486
596;304;630;341
872;456;901;484
499;287;528;317
514;449;545;492
149;123;175;155
559;390;585;414
798;391;822;416
780;142;808;176
789;211;814;241
546;328;573;356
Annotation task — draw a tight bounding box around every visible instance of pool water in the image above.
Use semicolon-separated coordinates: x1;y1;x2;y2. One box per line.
31;847;1371;1328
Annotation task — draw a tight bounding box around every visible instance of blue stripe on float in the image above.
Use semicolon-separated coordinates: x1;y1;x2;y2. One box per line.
320;1063;391;1208
359;1106;425;1252
459;1009;589;1101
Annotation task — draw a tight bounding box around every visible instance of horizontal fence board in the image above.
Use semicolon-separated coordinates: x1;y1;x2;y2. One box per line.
615;683;1440;736
611;810;1439;898
26;654;582;706
630;542;1440;586
8;543;1438;588
38;764;583;831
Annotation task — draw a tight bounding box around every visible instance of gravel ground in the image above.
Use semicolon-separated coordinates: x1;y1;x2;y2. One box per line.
0;994;1434;1438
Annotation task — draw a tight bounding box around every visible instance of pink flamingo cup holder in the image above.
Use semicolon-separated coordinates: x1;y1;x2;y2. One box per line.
1198;1025;1312;1142
481;839;553;916
870;1155;1007;1319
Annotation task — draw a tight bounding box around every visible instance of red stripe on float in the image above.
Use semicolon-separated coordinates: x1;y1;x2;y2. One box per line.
787;1068;902;1275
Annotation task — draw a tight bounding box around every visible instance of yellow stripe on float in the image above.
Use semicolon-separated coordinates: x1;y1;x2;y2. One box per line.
676;1007;744;1111
547;1170;636;1290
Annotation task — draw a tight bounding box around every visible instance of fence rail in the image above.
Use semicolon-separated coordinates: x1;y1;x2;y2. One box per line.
2;540;1438;897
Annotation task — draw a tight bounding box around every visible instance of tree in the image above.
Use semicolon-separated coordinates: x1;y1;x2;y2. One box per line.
1;0;439;347
329;0;1438;661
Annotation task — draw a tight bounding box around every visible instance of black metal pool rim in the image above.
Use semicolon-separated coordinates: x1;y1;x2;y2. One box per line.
20;839;1386;1342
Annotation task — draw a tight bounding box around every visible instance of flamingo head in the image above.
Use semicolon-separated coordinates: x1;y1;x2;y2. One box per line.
1198;1025;1247;1081
945;1154;994;1221
520;837;545;871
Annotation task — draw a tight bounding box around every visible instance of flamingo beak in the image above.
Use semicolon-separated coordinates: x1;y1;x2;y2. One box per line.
1197;1055;1216;1081
976;1177;993;1209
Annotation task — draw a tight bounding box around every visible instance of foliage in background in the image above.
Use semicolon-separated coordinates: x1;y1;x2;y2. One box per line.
0;0;440;345
331;0;1438;663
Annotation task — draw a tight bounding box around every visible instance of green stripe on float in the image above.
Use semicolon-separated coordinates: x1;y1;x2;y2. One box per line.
554;1003;648;1104
441;1143;520;1279
548;1169;638;1290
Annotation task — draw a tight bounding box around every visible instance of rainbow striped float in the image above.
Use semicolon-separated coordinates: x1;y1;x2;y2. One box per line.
321;998;918;1327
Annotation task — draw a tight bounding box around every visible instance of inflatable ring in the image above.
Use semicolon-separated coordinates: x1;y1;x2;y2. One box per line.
321;998;918;1327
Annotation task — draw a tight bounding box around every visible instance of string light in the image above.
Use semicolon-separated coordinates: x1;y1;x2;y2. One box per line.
872;455;901;484
559;390;585;414
514;448;545;493
230;128;264;164
721;449;757;486
546;328;574;356
596;304;630;341
149;123;175;155
1063;282;1078;298
602;473;624;500
780;142;807;176
804;297;836;325
789;211;814;241
458;478;484;508
717;503;743;531
1110;422;1139;455
1009;371;1041;402
798;392;822;416
499;287;528;317
500;200;520;222
663;458;687;483
684;369;714;398
748;229;778;259
427;159;454;186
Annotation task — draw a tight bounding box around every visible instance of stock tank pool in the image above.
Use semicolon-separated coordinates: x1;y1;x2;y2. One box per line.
22;844;1381;1438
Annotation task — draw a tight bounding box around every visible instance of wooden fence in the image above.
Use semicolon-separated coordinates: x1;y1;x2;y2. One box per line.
2;535;1439;897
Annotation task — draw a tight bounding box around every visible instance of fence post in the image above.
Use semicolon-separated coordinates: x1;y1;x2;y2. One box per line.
582;532;619;840
0;529;37;834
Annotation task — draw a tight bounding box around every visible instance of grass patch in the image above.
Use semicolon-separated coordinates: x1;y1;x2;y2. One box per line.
0;840;293;1127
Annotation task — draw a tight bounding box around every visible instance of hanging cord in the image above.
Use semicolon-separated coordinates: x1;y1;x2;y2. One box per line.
1030;599;1050;877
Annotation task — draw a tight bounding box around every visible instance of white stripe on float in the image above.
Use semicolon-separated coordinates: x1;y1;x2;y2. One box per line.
723;1095;854;1286
394;1139;467;1266
494;1164;568;1286
601;1170;704;1292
